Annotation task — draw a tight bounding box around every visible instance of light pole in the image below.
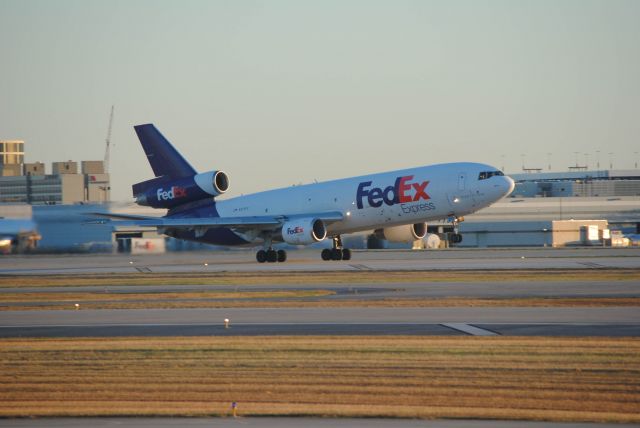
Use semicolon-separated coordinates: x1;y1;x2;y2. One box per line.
99;186;110;203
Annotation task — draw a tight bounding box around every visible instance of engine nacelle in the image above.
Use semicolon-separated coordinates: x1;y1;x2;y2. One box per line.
375;223;427;243
133;170;229;209
194;170;230;196
281;218;327;245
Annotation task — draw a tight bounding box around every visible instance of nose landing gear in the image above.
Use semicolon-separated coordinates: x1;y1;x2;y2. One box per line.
447;215;464;245
321;236;351;261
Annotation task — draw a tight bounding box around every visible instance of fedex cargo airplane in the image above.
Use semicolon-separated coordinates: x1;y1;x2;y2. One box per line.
102;124;514;263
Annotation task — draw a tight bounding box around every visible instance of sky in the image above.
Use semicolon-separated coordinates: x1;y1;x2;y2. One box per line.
1;0;639;202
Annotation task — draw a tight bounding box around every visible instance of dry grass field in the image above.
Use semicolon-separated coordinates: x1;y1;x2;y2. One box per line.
1;269;639;310
1;336;638;422
0;269;638;288
2;295;639;311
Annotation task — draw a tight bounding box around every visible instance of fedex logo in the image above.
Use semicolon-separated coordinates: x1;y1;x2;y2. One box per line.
157;186;187;201
287;226;304;235
356;175;430;209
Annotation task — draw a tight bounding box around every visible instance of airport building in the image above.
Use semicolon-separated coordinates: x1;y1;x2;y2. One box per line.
0;139;110;204
0;137;112;253
429;168;640;248
456;197;640;247
446;169;640;248
0;140;25;177
510;169;640;198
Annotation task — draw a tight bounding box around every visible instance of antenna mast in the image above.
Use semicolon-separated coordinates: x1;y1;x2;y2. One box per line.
104;105;114;174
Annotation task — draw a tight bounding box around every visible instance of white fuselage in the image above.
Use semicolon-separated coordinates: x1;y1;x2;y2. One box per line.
215;162;514;237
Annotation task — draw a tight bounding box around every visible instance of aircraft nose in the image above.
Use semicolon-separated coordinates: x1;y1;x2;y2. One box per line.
503;176;515;196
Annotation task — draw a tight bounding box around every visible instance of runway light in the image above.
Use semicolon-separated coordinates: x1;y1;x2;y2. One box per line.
74;303;80;310
521;256;525;259
204;263;208;266
224;318;230;329
129;261;133;264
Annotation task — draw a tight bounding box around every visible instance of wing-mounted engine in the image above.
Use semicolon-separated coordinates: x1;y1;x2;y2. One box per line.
133;170;229;209
281;218;327;245
374;223;427;243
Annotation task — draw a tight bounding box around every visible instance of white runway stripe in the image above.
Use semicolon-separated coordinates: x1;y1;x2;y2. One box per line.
441;323;499;336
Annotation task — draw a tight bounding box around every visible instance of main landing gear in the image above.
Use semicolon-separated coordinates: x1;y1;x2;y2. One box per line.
255;236;287;263
321;236;351;261
256;248;287;263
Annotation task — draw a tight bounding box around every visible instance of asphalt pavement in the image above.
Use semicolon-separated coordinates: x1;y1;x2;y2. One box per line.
0;247;638;274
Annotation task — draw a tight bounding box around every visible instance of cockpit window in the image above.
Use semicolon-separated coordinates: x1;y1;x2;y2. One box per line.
478;170;504;180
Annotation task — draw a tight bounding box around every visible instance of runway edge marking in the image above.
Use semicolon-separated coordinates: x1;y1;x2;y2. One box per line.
577;261;607;268
441;323;499;336
349;264;372;270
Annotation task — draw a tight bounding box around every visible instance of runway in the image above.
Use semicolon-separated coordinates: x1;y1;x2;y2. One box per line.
1;248;639;338
1;247;639;274
2;307;638;337
3;323;639;338
4;307;640;325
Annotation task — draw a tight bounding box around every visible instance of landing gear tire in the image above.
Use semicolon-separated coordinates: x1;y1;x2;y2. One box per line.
321;236;351;261
330;248;343;261
266;249;278;263
257;248;287;263
447;215;464;246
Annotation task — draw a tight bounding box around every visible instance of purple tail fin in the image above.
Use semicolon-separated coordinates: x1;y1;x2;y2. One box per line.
134;124;196;179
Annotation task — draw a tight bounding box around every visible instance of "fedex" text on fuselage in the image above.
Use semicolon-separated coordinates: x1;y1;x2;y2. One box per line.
356;175;430;209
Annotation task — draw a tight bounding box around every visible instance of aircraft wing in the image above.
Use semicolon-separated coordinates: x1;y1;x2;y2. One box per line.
91;211;344;231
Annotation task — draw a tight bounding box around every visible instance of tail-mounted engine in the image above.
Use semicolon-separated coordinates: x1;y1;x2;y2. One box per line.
133;170;229;208
374;223;427;243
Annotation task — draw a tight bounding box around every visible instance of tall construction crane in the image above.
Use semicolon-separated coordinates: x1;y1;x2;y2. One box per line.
104;105;114;174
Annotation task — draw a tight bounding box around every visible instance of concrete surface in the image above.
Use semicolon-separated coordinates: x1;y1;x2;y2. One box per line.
0;248;638;274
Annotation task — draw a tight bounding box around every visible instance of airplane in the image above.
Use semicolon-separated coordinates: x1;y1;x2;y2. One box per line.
99;124;515;263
